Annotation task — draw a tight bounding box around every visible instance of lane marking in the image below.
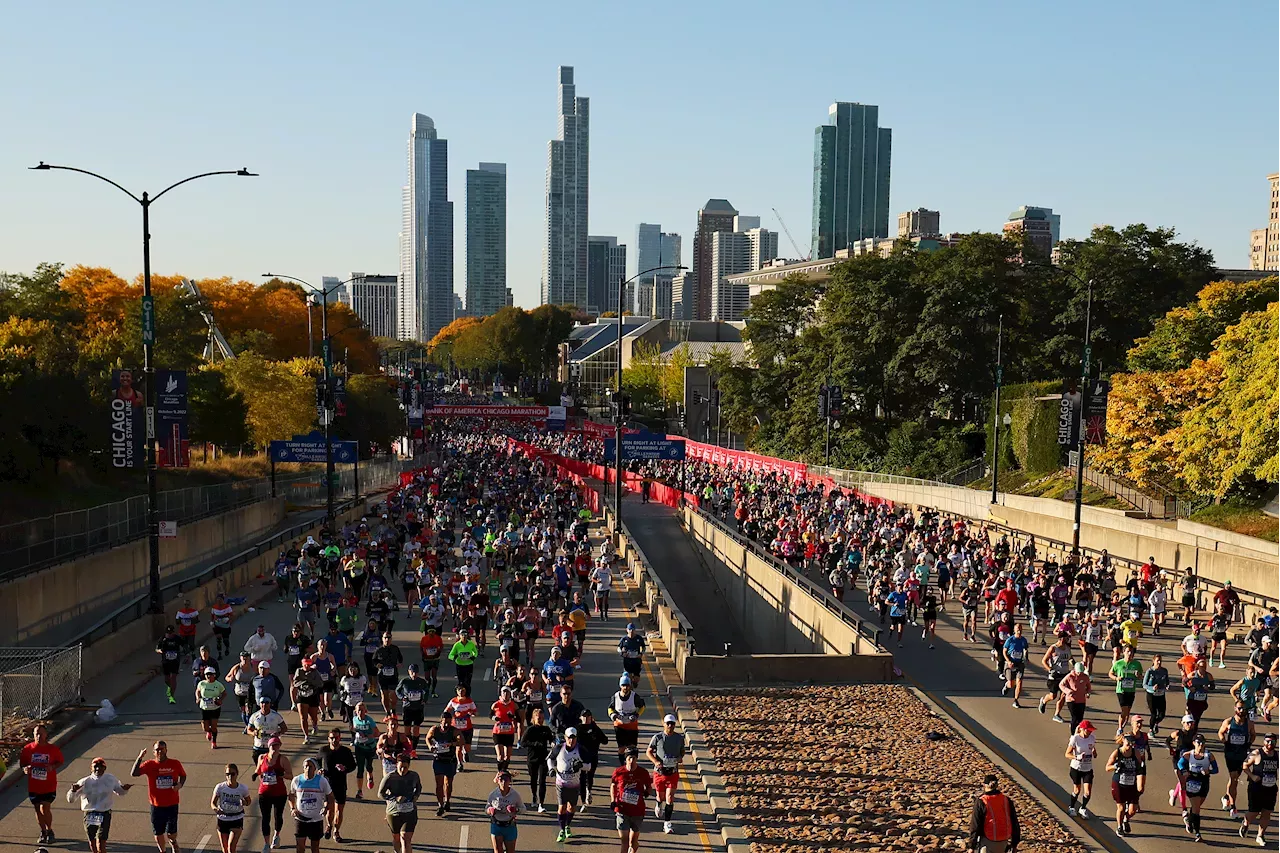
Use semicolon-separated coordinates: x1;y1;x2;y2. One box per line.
484;668;492;681
194;833;212;853
458;823;469;851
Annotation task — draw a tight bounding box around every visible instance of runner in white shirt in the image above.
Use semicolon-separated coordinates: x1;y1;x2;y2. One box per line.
67;758;132;853
589;562;613;621
1064;720;1098;819
211;763;251;853
289;758;334;853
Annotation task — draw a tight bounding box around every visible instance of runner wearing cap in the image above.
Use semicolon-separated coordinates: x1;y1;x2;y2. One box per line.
647;715;685;834
1064;720;1096;818
192;645;221;689
288;758;333;853
612;746;652;853
609;675;647;765
1104;734;1144;836
252;661;286;713
156;626;184;705
210;762;250;853
550;726;585;842
1176;732;1219;841
1240;731;1277;845
252;738;291;853
68;756;132;853
485;770;523;853
196;667;228;749
246;699;288;763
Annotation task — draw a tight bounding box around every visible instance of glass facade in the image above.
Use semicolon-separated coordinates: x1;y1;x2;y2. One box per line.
810;103;891;259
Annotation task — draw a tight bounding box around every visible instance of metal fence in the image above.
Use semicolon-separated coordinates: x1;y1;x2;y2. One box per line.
0;457;415;578
0;646;83;738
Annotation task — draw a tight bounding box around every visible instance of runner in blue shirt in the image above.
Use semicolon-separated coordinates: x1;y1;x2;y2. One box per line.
296;579;320;635
885;584;909;647
1002;624;1031;708
541;647;574;708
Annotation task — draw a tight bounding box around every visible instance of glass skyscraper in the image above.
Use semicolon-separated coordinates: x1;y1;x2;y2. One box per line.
465;162;507;318
810;102;892;260
398;113;454;341
543;66;590;309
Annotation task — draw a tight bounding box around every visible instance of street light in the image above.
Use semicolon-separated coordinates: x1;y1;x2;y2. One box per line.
613;264;686;533
262;273;353;524
30;162;257;617
990;314;1004;505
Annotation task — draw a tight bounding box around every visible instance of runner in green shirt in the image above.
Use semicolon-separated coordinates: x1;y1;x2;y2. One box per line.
336;602;360;637
194;668;227;748
448;632;480;692
1109;645;1143;736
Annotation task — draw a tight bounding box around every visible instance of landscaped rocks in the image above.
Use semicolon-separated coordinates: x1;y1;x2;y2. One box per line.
687;685;1087;853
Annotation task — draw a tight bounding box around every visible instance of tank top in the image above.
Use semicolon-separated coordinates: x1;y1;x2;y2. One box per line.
257;755;287;796
1225;719;1251;755
313;656;333;679
429;730;457;763
1257;751;1278;787
1112;753;1140;787
1047;645;1072;675
233;665;255;697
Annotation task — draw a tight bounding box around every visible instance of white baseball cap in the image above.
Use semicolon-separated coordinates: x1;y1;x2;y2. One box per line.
663;714;677;724
564;727;578;737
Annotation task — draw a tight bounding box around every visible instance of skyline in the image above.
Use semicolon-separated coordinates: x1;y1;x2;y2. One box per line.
2;1;1276;313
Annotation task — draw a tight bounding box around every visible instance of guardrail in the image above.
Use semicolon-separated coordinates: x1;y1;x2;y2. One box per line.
0;646;83;738
686;505;886;652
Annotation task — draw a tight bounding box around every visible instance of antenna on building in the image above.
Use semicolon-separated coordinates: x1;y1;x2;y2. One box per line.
771;208;810;261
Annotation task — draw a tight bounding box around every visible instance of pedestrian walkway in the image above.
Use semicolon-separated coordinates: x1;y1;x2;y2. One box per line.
0;521;717;853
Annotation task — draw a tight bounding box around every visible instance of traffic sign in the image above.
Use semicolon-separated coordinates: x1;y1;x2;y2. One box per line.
268;431;357;463
604;436;686;461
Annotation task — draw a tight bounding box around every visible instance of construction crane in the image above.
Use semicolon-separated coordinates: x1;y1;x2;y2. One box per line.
772;207;810;261
175;278;236;361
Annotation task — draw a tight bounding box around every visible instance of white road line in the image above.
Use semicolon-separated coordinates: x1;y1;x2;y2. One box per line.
194;833;212;853
483;668;492;681
458;824;470;851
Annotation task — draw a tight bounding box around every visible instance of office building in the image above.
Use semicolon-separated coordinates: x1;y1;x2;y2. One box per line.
811;102;892;259
691;199;738;320
587;236;626;314
398;113;454;341
543;66;590;309
898;208;941;238
340;273;398;339
1249;173;1279;270
465;162;507;318
671;271;695;321
710;227;778;321
632;225;681;318
1003;206;1060;257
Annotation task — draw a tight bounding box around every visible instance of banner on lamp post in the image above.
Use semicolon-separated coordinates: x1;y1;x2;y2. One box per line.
109;369;146;469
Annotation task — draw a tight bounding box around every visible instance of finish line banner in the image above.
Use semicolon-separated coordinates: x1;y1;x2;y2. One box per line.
422;405;549;419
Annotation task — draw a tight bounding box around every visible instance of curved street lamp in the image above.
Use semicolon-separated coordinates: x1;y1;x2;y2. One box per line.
30;162;257;617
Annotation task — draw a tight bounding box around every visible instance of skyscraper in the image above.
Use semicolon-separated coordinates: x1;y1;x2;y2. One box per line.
398;113;454;341
543;66;590;309
587;236;626;314
465;162;507;318
1249;172;1279;271
810;102;892;259
341;273;398;339
1003;206;1060;257
691;199;738;320
710;227;778;321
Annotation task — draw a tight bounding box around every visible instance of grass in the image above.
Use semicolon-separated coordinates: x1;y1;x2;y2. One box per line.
969;469;1132;511
1188;498;1279;543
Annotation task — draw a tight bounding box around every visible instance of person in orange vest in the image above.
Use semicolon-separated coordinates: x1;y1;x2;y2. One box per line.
968;774;1021;853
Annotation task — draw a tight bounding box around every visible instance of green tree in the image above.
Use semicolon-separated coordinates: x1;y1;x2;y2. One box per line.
188;368;251;449
337;373;405;456
215;352;315;448
1127;277;1276;372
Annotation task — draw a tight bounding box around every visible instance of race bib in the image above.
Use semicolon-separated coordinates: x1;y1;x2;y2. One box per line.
1121;677;1135;690
30;768;47;780
381;667;396;676
1008;649;1023;661
300;793;319;809
524;622;536;631
1185;778;1203;794
1118;772;1136;786
235;683;250;696
393;800;415;813
621;788;639;805
220;793;244;813
85;813;104;826
1263;773;1277;787
156;775;174;789
495;722;514;734
165;650;178;660
201;696;220;710
434;743;452;755
405;691;423;702
262;772;277;786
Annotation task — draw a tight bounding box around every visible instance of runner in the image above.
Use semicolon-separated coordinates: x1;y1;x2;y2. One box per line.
1109;645;1143;735
252;737;292;853
1001;624;1030;708
157;625;184;705
485;770;523;853
591;557;613;620
550;727;586;842
884;581;909;648
379;753;422;853
444;684;479;768
1183;657;1216;726
491;686;520;773
191;646;221;690
337;661;367;725
608;675;647;765
290;657;324;744
243;625;279;672
1217;700;1256;819
611;746;653;853
396;664;432;748
373;631;405;713
287;758;333;853
617;624;647;681
20;723;64;844
377;715;415;780
67;756;132;853
226;652;257;727
245;699;288;763
211;593;236;659
647;714;686;834
210;763;251;853
196;667;227;749
426;710;461;815
448;628;480;692
520;706;554;813
419;625;444;698
316;729;355;841
311;638;341;721
131;740;188;853
576;708;609;808
1104;734;1144;837
1142;653;1170;735
1177;733;1219;842
1240;731;1277;845
175;599;200;662
1039;632;1074;722
920;583;939;649
1064;719;1096;818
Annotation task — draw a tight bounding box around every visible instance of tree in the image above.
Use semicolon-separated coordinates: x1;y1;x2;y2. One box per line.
214;352;316;448
1127;277;1276;372
188;368;250;450
336;373;405;456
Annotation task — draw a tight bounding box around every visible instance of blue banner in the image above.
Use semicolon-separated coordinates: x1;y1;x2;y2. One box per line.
156;369;189;468
269;431;358;464
604;436;686;461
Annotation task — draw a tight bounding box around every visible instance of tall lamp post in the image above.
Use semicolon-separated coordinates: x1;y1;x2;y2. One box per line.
30;162;256;616
990;314;1004;504
262;273;354;523
612;264;686;533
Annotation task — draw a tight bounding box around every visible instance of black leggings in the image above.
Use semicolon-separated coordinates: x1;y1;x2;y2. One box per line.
580;765;598;792
259;794;286;837
354;747;376;779
1145;693;1167;729
527;758;548;804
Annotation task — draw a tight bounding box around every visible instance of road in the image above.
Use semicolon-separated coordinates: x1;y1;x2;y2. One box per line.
0;536;717;853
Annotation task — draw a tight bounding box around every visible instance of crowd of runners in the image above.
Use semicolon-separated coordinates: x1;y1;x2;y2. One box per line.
19;428;689;853
526;428;1280;846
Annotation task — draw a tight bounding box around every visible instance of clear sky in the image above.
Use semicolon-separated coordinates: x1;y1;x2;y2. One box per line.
2;0;1276;310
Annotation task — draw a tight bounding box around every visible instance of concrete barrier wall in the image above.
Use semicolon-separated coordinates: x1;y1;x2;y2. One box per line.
683;653;892;685
859;481;1276;615
0;498;287;646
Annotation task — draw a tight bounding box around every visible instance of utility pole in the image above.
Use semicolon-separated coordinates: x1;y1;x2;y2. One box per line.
1071;281;1094;560
822;355;833;466
990;314;1004;505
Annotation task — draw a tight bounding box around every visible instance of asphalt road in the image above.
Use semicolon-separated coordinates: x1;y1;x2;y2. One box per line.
0;552;717;853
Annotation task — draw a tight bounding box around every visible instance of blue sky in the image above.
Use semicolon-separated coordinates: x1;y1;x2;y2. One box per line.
2;0;1276;310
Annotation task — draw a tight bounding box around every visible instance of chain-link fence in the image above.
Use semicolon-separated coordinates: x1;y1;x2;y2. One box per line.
0;646;83;739
278;457;408;509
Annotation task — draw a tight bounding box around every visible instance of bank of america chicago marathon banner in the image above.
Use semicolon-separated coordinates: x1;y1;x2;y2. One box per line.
109;369;189;469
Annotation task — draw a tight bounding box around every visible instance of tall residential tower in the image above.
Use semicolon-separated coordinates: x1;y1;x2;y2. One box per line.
398;113;454;341
465;162;507;317
543;66;590;309
811;102;892;259
690;199;738;320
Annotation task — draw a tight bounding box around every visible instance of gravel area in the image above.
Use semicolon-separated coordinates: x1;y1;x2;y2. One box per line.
688;685;1090;853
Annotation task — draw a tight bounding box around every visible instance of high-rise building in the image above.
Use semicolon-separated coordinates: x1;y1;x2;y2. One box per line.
1249;173;1279;270
633;223;663;283
710;227;778;321
632;224;682;317
543;66;590;309
692;199;738;320
898;208;941;238
340;273;398;339
811;102;892;259
465;162;507;318
587;236;626;314
671;271;695;321
1003;206;1060;257
733;215;761;232
398;113;454;342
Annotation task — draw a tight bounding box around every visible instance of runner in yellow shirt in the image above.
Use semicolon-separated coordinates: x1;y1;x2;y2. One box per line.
1119;613;1144;651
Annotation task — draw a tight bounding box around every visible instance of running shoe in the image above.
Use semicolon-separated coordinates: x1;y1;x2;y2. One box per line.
556;830;566;843
564;827;573;838
1038;698;1047;714
663;821;674;834
1052;715;1065;723
1079;807;1090;819
1223;795;1230;810
1240;824;1249;839
1068;807;1077;817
